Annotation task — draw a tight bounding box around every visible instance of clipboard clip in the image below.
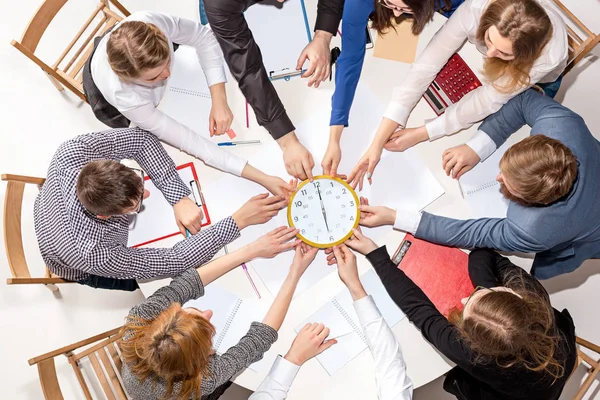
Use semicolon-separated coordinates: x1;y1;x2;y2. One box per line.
269;68;303;81
189;180;205;207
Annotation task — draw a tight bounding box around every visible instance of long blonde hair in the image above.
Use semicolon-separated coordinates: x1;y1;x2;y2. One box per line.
448;269;565;380
107;20;171;80
119;303;215;399
476;0;553;93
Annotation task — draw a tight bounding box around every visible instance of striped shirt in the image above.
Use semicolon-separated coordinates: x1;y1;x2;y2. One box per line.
33;127;240;281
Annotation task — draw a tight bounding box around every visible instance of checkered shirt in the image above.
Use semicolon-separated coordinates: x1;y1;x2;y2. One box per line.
33;127;240;281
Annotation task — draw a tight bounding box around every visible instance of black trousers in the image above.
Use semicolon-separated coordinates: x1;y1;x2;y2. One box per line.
78;274;139;292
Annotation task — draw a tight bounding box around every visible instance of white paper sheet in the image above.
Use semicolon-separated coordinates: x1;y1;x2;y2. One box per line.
183;284;270;372
459;141;512;218
295;269;406;375
127;164;207;247
245;0;311;75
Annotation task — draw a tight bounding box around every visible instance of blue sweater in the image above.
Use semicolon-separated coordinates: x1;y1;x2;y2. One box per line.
330;0;464;126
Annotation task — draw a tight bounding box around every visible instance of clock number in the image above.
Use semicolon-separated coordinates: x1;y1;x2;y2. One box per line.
350;216;354;221
336;195;340;199
301;189;307;195
341;204;346;209
294;216;298;222
340;214;347;218
329;236;334;241
294;201;302;207
350;200;355;206
326;190;332;195
303;204;309;209
336;223;341;228
303;215;309;219
330;182;334;187
301;229;306;234
342;188;347;194
312;181;321;188
308;195;313;200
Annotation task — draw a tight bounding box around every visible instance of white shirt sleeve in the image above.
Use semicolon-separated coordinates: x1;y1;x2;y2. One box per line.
145;11;227;86
383;0;473;129
120;102;247;176
354;296;413;400
393;210;422;235
249;356;301;400
465;130;497;162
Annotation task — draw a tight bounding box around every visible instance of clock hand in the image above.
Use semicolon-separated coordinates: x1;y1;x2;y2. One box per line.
316;185;330;232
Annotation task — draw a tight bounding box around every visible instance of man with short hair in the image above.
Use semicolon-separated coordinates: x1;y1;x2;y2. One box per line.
359;90;600;279
34;127;287;290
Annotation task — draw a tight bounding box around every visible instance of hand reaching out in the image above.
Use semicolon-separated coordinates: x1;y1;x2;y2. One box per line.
284;323;337;366
289;242;319;279
251;226;300;259
383;126;429;152
358;197;396;228
347;146;382;191
442;144;480;179
296;31;333;88
232;193;288;230
174;197;204;236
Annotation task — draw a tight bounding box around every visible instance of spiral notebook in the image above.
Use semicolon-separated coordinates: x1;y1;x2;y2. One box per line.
458;141;511;218
183;284;269;371
161;46;236;139
295;269;406;376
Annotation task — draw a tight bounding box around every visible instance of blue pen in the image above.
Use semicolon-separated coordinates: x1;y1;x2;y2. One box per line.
217;140;261;147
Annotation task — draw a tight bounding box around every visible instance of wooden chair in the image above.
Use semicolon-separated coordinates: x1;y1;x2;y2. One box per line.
28;327;128;400
551;0;600;75
2;174;72;291
572;336;600;400
10;0;130;102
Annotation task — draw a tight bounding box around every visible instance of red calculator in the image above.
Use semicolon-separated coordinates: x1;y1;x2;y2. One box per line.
423;53;482;116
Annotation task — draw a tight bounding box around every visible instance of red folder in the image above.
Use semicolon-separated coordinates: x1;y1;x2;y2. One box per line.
392;234;474;317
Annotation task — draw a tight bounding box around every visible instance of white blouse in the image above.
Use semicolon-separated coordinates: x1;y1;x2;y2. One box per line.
383;0;569;141
91;11;246;176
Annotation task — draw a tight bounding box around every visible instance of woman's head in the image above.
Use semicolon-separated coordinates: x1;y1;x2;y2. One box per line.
120;303;215;399
450;274;564;379
107;21;171;83
476;0;553;91
371;0;452;35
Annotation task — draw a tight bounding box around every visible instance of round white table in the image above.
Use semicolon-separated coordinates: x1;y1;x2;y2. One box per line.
137;12;531;399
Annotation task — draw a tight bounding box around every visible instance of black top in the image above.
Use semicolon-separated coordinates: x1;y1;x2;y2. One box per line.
203;0;344;140
366;246;577;400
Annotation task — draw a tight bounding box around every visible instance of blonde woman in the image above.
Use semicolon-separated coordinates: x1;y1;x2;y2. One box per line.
120;226;318;399
83;11;294;198
348;0;568;189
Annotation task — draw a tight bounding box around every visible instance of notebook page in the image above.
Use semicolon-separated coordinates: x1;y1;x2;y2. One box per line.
245;0;311;74
182;284;241;351
459;141;511;218
128;165;205;247
160;47;213;139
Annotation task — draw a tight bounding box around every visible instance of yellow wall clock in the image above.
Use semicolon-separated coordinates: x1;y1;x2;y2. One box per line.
287;175;360;249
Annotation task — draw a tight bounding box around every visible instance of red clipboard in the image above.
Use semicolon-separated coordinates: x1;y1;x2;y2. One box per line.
129;162;211;248
392;234;474;317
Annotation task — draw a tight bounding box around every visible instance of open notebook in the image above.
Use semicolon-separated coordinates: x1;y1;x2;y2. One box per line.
183;284;269;372
295;269;406;376
127;163;210;247
160;47;236;139
458;141;511;218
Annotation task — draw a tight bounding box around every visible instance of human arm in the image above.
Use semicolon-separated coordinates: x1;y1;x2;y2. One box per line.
295;0;345;87
415;212;550;253
119;104;247;176
365;245;478;372
468;248;551;302
323;0;372;176
201;244;319;395
203;0;294;140
250;323;336;400
331;244;413;400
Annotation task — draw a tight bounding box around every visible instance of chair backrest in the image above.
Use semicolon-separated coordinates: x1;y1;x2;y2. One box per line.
573;336;600;400
10;0;130;102
29;327;127;400
550;0;600;75
2;174;69;289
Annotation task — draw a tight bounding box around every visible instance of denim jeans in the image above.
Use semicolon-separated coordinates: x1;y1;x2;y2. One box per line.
535;75;563;99
78;274;139;291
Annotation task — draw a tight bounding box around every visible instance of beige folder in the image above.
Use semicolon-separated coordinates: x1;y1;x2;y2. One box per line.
373;19;419;63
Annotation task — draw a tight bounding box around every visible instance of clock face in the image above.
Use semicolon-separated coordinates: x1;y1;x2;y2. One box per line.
288;176;360;248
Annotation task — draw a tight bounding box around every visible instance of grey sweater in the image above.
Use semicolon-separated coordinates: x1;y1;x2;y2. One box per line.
121;268;278;399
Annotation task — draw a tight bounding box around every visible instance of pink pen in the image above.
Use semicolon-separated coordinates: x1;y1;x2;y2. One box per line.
241;262;261;299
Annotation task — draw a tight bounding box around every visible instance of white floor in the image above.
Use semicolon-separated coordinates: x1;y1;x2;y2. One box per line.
1;0;599;399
